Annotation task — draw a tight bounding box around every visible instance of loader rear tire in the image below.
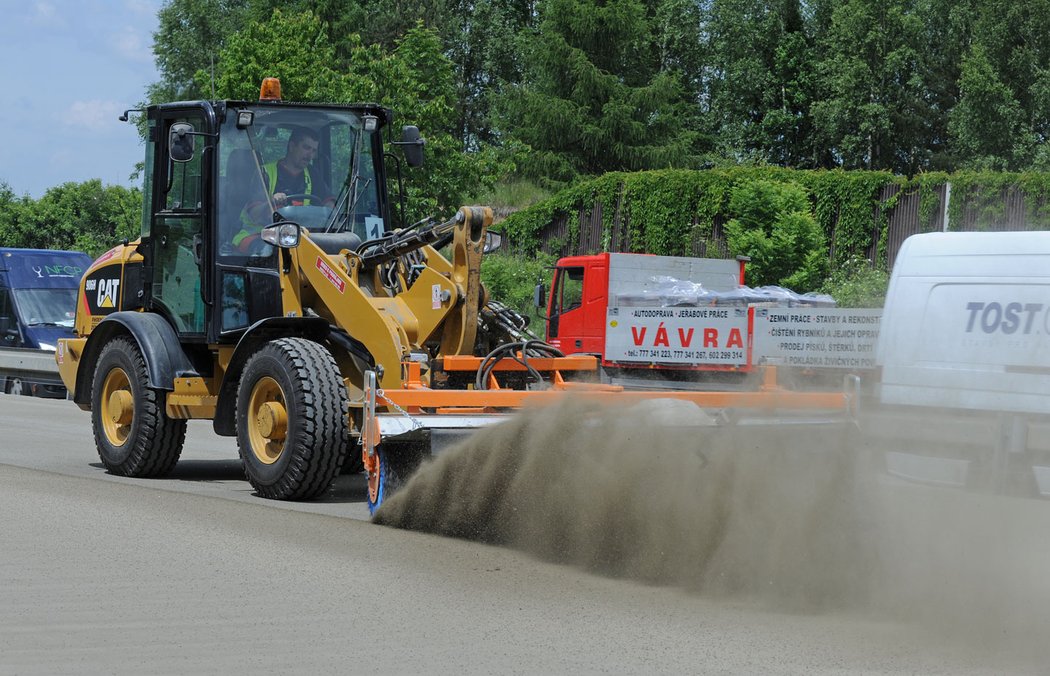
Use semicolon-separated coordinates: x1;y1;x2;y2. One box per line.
236;337;349;500
367;440;427;515
91;336;186;477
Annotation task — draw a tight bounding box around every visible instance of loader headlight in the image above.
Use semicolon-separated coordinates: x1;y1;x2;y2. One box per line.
261;222;301;248
483;231;502;254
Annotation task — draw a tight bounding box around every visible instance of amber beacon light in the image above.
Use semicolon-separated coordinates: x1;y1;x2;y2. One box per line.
259;78;282;101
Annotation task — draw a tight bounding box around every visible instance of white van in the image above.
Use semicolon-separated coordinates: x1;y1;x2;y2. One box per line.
873;231;1050;495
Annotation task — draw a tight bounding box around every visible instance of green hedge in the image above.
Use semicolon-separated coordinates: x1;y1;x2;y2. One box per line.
497;167;1050;271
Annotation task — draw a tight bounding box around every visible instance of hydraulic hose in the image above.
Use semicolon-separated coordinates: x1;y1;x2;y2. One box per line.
475;339;565;391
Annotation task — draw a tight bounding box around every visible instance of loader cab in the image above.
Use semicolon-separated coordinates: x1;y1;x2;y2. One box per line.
139;97;393;344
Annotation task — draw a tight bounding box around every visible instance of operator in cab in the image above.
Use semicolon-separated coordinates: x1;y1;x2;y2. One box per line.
233;127;334;252
264;127;332;208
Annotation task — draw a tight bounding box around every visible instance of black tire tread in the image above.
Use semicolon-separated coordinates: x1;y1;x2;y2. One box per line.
91;336;186;477
237;337;349;500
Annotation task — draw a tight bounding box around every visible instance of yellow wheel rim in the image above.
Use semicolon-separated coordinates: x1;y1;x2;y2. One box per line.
247;376;288;465
101;367;133;447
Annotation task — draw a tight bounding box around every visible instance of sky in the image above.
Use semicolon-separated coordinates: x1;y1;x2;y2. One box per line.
0;0;163;199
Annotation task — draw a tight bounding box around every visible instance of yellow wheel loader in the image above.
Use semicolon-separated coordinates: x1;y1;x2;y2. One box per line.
56;80;855;512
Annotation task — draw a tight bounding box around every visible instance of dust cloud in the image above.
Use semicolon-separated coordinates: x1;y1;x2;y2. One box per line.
375;400;1050;656
375;400;871;608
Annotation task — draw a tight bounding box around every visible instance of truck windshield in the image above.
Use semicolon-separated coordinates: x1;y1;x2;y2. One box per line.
217;106;383;254
12;288;77;327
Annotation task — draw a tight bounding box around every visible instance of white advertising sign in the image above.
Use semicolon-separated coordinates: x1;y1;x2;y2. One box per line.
605;306;749;366
752;308;882;369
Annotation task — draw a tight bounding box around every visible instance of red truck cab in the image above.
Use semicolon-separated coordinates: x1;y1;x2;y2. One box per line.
545;253;608;355
544;253;747;367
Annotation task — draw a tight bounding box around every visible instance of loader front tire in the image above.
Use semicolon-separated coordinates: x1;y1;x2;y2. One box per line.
236;337;349;500
91;336;186;477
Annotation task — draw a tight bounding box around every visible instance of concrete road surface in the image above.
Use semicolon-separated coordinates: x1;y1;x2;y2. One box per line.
0;394;1047;674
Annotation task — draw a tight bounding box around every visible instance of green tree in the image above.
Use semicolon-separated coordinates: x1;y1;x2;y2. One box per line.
480;249;555;321
705;0;819;167
0;181;25;248
447;0;536;150
243;0;535;152
348;24;510;219
811;0;930;173
651;0;706;87
911;0;973;170
204;9;344;101
250;0;452;53
150;0;251;102
723;180;826;290
0;181;141;258
945;0;1050;169
498;0;703;184
819;254;889;307
948;44;1028;170
206;10;506;222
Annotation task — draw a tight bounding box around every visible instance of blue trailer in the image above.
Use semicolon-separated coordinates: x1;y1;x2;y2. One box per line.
0;248;93;396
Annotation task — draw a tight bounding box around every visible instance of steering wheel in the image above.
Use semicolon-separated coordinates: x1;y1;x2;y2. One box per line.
281;193;325;205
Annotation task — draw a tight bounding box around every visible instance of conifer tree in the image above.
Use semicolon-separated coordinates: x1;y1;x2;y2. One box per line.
498;0;703;183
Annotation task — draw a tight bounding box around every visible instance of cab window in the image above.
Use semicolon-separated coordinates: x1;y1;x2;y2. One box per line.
554;267;584;315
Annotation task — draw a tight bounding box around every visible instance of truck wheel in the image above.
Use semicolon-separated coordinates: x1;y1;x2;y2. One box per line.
236;337;349;500
367;440;427;515
91;336;186;477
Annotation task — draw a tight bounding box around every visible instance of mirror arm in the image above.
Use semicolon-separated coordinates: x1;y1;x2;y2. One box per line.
119;108;145;122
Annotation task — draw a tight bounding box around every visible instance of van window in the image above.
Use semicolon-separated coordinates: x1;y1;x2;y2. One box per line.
0;289;21;346
11;288;77;327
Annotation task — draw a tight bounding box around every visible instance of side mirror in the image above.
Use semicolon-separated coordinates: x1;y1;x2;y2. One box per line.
169;122;196;162
483;231;502;254
398;125;425;168
534;282;547;309
1;318;19;343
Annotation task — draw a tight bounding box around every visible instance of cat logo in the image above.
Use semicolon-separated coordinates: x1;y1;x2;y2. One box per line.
97;278;120;309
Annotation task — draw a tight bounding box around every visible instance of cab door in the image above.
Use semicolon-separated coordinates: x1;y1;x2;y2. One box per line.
211;107;283;340
148;108;212;338
548;266;585;344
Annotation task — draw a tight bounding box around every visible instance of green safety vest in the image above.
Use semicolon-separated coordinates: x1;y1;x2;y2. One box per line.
232;163;314;247
263;161;312;199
